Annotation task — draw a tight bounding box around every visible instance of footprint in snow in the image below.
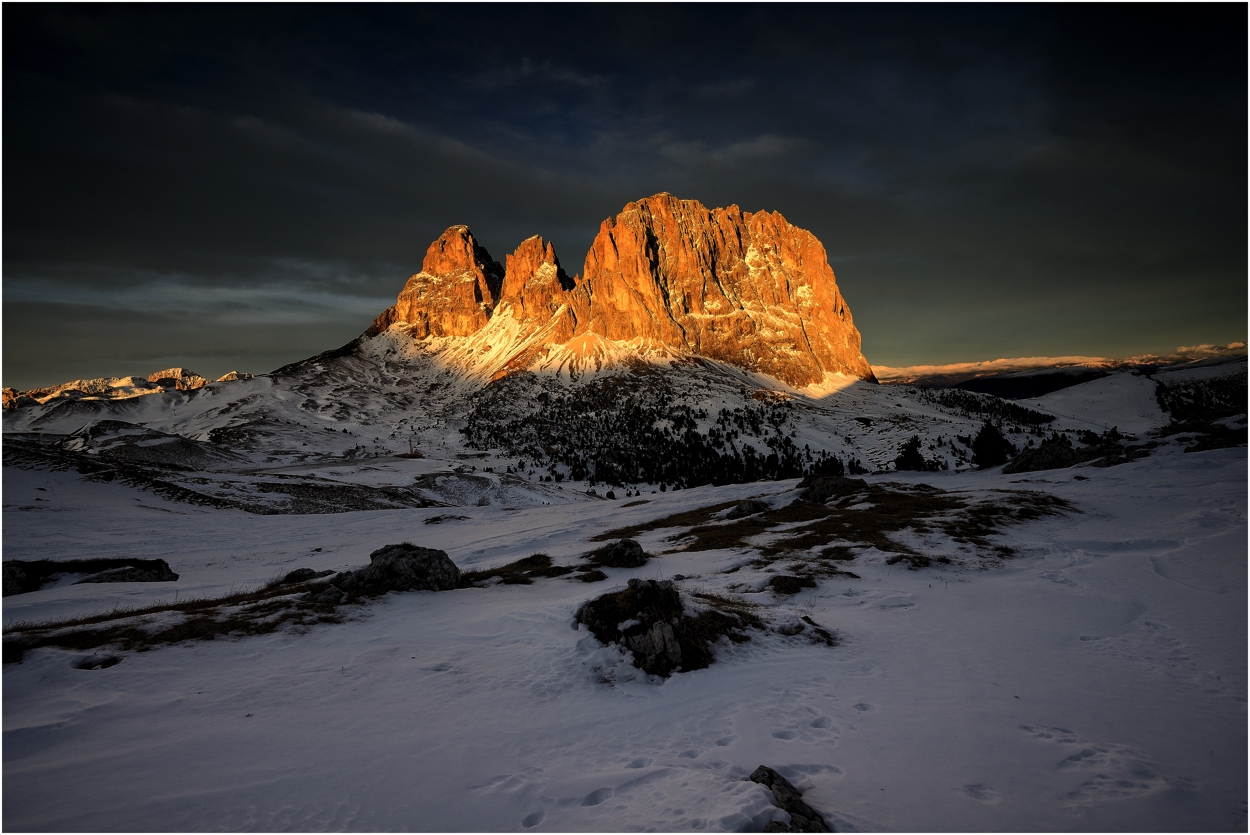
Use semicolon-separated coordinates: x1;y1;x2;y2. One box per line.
716;736;737;747
772;730;797;740
521;812;544;828
1020;725;1080;744
809;717;834;729
853;703;875;712
580;788;613;807
626;757;652;768
1021;724;1192;805
962;783;1001;804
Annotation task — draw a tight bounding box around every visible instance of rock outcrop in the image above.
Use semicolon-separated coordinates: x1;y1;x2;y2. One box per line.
587;538;648;568
577;579;687;676
3;558;179;596
367;194;876;388
148;368;209;390
332;543;461;594
750;765;831;832
569;194;874;386
368;226;504;338
576;577;762;677
499;235;577;326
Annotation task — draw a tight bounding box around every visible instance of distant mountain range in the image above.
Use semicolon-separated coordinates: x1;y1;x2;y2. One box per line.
873;343;1247;399
9;192;1242;409
3;195;1244;512
3;368;252;410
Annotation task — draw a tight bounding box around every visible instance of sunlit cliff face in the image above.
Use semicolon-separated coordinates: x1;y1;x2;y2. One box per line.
367;194;875;389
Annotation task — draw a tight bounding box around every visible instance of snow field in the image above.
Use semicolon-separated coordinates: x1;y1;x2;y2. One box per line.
4;440;1245;831
1021;372;1168;437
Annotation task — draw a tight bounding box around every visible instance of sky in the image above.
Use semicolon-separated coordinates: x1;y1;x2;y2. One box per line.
4;4;1246;390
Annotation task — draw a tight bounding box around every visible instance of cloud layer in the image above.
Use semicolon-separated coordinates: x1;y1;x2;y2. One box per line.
4;5;1245;388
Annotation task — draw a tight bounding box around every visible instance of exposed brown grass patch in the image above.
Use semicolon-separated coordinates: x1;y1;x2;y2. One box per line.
799;615;837;646
6;579;346;635
594;483;1074;572
4;580;353;663
459;553;576;586
590;501;741;541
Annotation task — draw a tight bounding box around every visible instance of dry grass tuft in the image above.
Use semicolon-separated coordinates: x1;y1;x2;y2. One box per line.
590;501;741;541
3;578;354;663
593;483;1074;572
459;553;576;587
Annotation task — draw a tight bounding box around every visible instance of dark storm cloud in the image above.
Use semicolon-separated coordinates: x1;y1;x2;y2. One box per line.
4;4;1245;389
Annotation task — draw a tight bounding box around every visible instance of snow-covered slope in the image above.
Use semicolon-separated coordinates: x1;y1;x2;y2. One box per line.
0;326;1082;510
3;432;1244;831
4;327;1245;830
1020;372;1169;436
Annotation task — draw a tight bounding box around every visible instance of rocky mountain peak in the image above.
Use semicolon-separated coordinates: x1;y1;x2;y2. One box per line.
148;368;209;389
368;196;875;387
3;366;253;410
569;193;875;386
499;235;576;324
368;226;504;338
420;225;505;303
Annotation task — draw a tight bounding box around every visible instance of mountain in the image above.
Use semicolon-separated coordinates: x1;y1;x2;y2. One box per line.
4;206;1245;834
366;225;504;339
874;343;1249;400
3;195;1243;514
6;194;871;413
2;369;252;409
364;193;875;387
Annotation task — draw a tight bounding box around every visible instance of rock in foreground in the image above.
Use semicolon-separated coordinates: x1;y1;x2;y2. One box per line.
3;558;180;596
588;538;648;568
335;543;461;594
750;765;831;832
576;578;759;677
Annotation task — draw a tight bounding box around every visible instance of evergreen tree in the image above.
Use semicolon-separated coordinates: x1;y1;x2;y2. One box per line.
972;421;1015;468
894;436;928;471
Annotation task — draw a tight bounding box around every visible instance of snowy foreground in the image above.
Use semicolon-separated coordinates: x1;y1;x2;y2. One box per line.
3;366;1247;832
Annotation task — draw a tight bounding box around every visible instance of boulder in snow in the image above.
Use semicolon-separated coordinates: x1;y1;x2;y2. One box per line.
280;567;334;585
750;765;830;832
305;586;345;605
73;561;179;585
589;538;647;568
337;543;461;593
576;578;762;677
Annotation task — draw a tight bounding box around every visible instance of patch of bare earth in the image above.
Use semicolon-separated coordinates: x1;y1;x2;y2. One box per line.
595;481;1074;576
3;578;365;664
